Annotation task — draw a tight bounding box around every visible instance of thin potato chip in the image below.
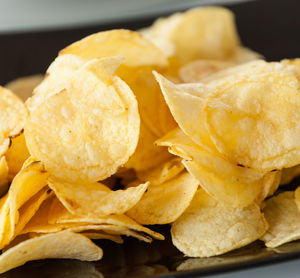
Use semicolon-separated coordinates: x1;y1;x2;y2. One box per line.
295;186;300;211
81;232;123;243
0;231;103;274
261;191;300;248
256;171;281;204
0;86;28;157
48;177;148;216
127;171;199;224
6;75;44;101
0;196;11;249
171;189;268;257
0;157;8;196
280;165;300;185
25;58;140;182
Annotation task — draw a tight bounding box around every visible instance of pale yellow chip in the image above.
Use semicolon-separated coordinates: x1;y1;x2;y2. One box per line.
204;60;300;171
280;165;300;185
127;171;199;225
256;171;281;204
25;58;140;182
6;75;44;101
157;128;265;207
0;157;8;197
5;132;30;181
171;189;268;257
136;157;184;185
261;191;300;248
0;86;28;157
48;177;148;216
0;231;103;274
8;161;49;239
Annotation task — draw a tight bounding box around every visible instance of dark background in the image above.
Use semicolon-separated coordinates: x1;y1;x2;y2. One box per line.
0;0;299;85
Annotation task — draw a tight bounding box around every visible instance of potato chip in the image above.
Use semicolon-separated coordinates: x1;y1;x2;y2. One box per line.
0;157;8;196
204;60;300;170
0;86;28;157
48;197;164;240
171;189;268;257
256;171;281;204
127;171;199;224
157;128;265;207
48;177;148;216
294;186;300;211
0;196;11;249
81;232;123;243
5;132;30;181
0;231;103;274
6;75;44;101
8;161;49;238
25;58;140;182
280;165;300;185
60;29;168;67
261;191;300;248
136;157;184;185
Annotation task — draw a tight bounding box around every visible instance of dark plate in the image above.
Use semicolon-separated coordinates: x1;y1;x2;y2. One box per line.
0;0;300;277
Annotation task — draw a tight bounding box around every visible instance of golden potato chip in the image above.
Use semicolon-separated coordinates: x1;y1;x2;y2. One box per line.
6;75;44;101
81;232;123;243
171;189;268;257
0;196;11;249
204;60;300;170
5;132;30;181
261;191;300;248
8;161;49;238
26;54;85;111
25;58;140;182
157;128;265;207
0;231;103;274
256;171;281;204
0;86;28;157
280;165;300;185
136;157;184;185
0;157;8;196
294;186;300;211
48;177;148;216
48;198;164;240
60;29;168;67
127;171;199;225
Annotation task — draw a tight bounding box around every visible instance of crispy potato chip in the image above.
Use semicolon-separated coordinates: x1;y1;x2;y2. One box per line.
25;58;140;182
60;29;168;67
0;196;11;249
5;132;30;181
81;232;123;243
261;191;300;248
256;171;281;204
136;157;184;185
26;54;85;111
0;231;103;274
127;171;199;224
48;177;148;216
157;128;265;207
0;157;8;196
280;165;300;185
171;189;268;257
8;161;49;238
0;86;28;157
204;60;300;170
48;198;164;240
6;75;44;101
295;186;300;211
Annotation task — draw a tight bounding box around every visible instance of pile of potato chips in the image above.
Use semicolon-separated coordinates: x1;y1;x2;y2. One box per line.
0;5;300;274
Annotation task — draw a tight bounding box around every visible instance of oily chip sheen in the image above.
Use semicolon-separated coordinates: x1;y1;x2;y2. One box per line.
0;231;103;274
261;191;300;248
25;58;140;182
171;190;268;257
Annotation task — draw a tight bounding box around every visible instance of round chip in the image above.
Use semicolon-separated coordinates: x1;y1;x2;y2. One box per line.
25;58;140;182
0;86;28;157
204;60;300;170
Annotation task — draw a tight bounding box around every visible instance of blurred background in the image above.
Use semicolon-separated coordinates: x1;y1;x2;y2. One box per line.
0;0;299;84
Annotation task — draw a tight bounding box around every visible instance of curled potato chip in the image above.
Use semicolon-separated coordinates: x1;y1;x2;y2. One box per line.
204;60;300;170
81;232;123;243
48;177;148;216
127;171;199;225
171;189;268;257
0;86;28;157
0;196;11;249
6;75;44;101
25;58;140;182
0;231;103;274
5;132;30;181
261;191;300;248
157;128;265;207
256;171;281;204
295;186;300;211
0;157;8;196
280;165;300;185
